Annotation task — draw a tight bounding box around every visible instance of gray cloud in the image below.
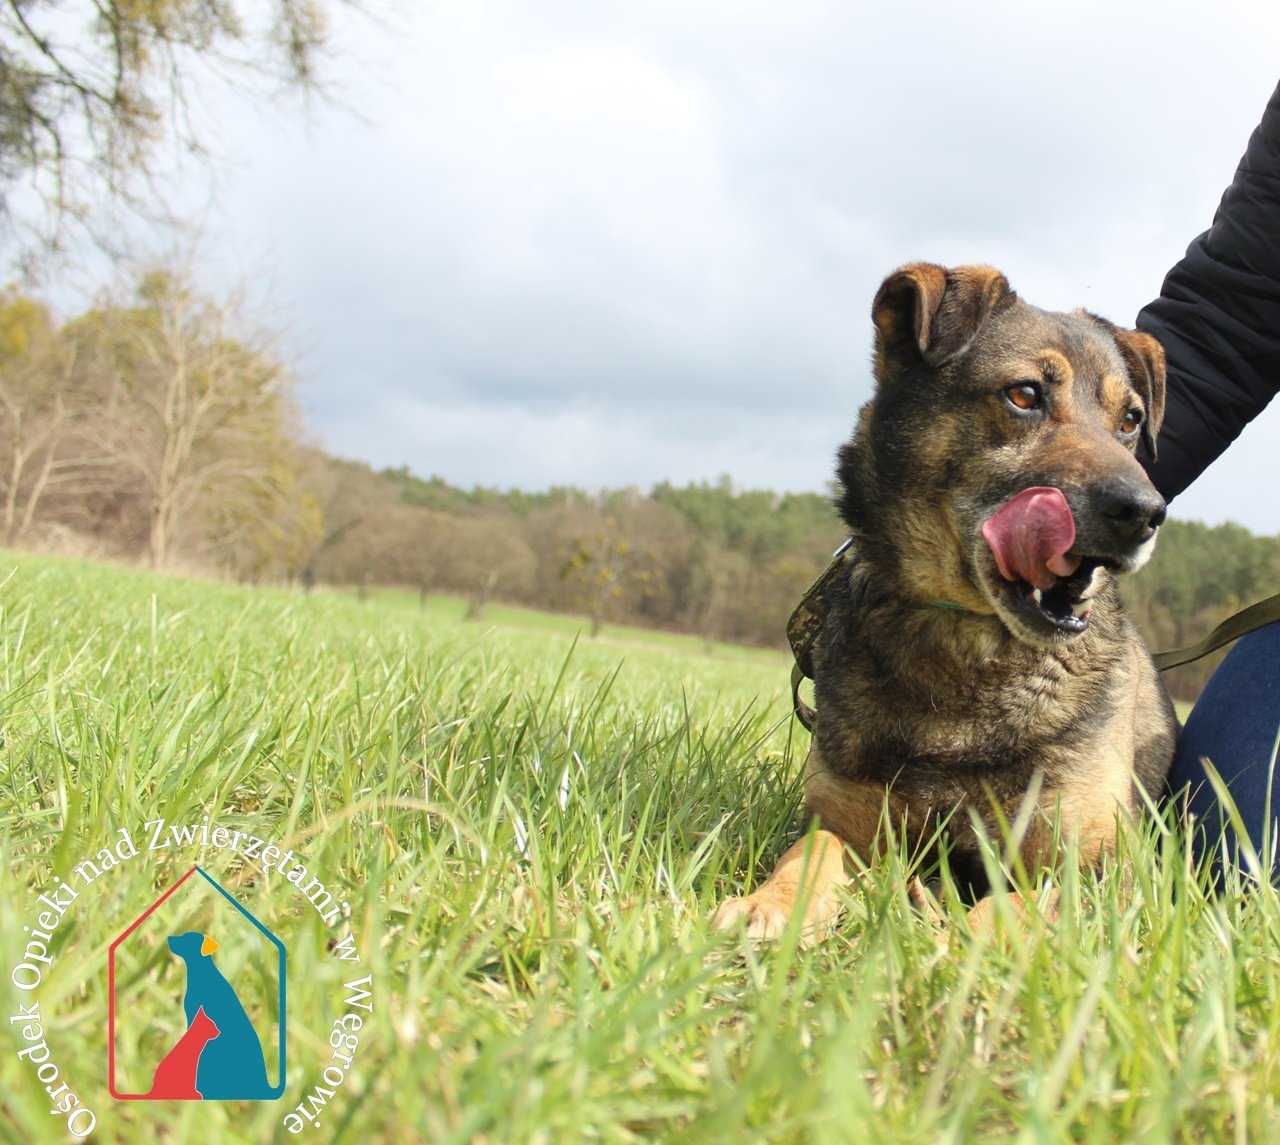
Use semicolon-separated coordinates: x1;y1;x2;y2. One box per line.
145;2;1280;527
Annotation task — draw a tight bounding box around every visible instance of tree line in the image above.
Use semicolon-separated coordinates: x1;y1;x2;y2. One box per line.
2;274;1275;700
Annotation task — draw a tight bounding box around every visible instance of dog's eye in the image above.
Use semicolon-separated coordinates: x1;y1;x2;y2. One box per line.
1120;408;1144;434
1004;382;1043;412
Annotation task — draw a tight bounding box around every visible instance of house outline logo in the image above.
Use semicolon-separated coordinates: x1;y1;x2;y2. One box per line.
107;864;287;1101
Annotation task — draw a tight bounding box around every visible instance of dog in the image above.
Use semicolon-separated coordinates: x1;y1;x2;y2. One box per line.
713;263;1178;938
167;931;275;1099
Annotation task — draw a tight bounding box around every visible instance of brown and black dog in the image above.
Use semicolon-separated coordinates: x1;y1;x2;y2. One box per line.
713;263;1178;938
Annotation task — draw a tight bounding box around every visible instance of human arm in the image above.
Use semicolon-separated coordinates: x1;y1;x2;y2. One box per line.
1137;80;1280;499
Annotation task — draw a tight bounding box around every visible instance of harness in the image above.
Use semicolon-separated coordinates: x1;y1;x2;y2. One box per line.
786;538;1280;733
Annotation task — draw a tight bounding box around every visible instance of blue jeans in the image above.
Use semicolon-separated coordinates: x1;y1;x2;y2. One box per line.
1166;622;1280;880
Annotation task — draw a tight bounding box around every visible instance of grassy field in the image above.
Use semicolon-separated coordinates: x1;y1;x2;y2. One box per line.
0;551;1275;1143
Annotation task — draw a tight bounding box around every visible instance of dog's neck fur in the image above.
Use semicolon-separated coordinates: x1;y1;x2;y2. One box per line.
812;550;1129;785
834;509;1124;703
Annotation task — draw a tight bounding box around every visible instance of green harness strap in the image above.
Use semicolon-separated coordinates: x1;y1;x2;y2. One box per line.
786;537;1280;733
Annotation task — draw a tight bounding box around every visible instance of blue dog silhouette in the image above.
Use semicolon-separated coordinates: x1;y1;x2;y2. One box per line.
166;931;275;1099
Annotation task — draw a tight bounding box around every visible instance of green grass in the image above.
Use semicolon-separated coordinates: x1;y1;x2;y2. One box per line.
0;550;1274;1142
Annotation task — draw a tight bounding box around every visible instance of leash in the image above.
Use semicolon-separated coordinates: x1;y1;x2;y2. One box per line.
786;537;1280;732
1149;593;1280;671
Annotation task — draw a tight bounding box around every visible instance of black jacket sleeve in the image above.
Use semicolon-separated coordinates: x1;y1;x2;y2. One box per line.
1137;80;1280;500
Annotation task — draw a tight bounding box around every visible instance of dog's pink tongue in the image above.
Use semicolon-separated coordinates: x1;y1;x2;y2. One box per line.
981;487;1080;590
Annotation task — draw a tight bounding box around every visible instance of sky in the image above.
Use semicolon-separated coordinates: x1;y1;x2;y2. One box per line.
52;1;1280;531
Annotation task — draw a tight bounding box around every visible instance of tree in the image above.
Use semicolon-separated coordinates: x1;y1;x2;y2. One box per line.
559;511;650;637
0;287;109;542
432;516;536;620
84;268;300;567
203;438;323;580
0;290;62;541
296;454;406;588
0;1;356;249
687;541;749;649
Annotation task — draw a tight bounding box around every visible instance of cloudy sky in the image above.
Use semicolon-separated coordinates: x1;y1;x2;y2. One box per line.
92;2;1280;530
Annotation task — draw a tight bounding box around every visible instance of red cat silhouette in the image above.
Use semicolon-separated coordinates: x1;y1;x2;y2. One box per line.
145;1006;220;1099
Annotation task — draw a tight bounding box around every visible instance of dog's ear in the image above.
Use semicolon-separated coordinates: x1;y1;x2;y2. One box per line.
872;263;1013;371
1110;327;1166;458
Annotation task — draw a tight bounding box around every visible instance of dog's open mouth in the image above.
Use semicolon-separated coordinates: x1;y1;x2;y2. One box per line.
980;487;1104;640
997;555;1110;635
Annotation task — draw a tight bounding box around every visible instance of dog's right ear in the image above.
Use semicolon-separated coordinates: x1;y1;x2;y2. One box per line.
872;263;1013;372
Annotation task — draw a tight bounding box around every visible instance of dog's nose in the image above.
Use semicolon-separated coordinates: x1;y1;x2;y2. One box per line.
1095;479;1166;543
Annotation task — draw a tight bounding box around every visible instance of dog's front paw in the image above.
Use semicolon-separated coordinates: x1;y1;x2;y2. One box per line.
711;892;793;939
711;889;838;942
965;888;1061;935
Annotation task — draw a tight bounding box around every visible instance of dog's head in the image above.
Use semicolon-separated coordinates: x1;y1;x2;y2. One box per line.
167;930;218;960
838;262;1166;647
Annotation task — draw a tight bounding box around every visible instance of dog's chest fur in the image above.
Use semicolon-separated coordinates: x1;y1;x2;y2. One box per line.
811;565;1136;814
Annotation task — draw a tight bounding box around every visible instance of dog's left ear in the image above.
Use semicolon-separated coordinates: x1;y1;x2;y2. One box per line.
872;263;1014;373
1111;328;1166;458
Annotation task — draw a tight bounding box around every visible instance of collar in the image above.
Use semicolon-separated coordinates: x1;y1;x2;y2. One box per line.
924;598;970;612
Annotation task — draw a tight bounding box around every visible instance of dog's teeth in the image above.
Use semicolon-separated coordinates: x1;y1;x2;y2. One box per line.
1070;600;1091;618
1031;589;1042;605
1078;566;1105;601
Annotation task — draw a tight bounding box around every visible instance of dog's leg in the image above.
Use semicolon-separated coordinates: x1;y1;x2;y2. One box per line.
965;888;1061;934
712;751;896;942
962;773;1128;935
961;808;1062;935
711;828;849;940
